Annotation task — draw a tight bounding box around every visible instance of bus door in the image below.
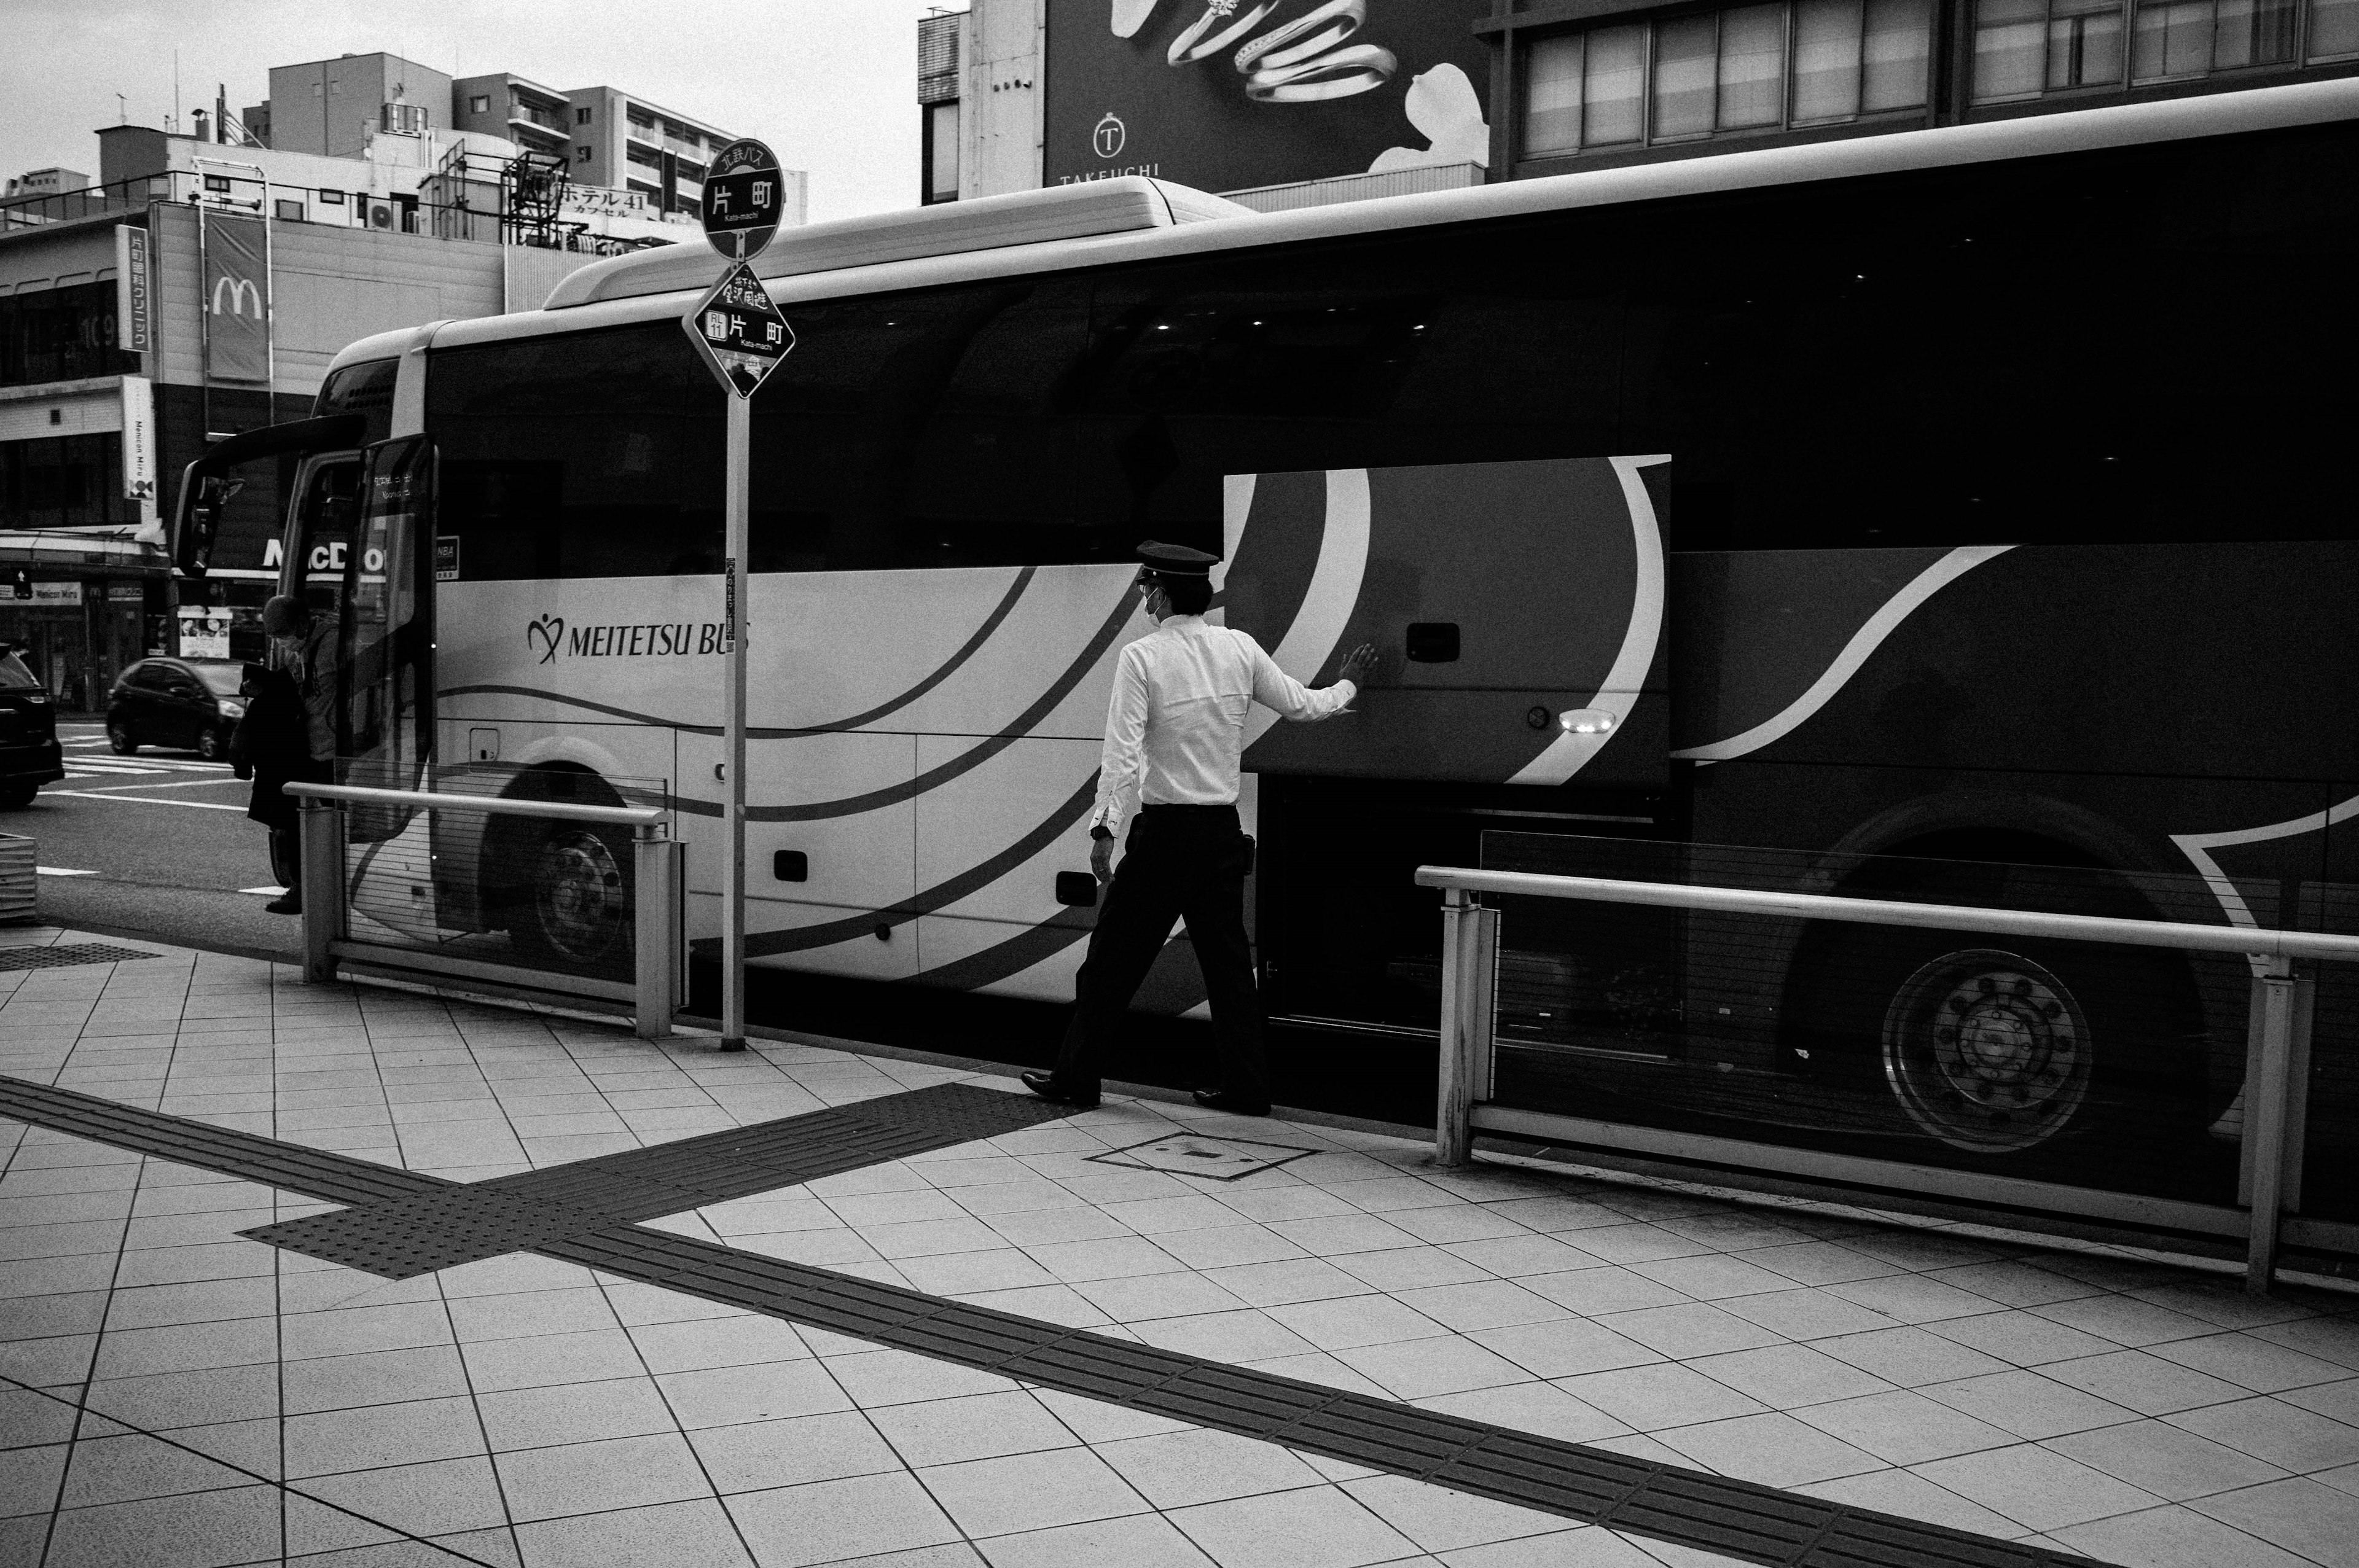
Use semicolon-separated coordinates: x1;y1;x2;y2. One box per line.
337;436;436;841
280;454;362;615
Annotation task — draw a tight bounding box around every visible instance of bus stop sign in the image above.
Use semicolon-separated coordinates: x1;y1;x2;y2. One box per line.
702;139;786;262
683;262;794;398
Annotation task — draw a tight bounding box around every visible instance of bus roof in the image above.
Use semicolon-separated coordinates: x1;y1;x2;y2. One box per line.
354;76;2359;369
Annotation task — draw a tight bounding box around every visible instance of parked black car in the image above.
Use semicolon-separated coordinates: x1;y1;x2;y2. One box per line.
0;650;63;809
108;658;252;760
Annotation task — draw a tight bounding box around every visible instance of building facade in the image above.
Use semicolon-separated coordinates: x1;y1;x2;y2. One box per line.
927;0;2359;201
920;10;965;204
259;54;453;161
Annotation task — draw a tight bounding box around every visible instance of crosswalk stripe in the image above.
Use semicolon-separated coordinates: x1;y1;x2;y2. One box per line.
65;760;230;775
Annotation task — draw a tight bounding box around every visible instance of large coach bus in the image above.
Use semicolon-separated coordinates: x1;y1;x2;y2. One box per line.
179;79;2359;1225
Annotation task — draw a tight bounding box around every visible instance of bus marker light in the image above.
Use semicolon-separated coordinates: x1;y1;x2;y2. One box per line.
1558;708;1616;736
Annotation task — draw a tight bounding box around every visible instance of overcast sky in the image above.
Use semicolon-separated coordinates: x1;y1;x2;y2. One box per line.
0;0;956;222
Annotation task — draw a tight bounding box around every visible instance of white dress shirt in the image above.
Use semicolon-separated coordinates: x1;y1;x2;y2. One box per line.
1089;614;1356;838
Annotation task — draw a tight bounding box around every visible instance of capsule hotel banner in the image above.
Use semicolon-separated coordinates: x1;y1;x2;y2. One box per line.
1044;0;1492;194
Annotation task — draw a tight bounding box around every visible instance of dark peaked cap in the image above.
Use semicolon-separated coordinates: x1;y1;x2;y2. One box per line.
1136;540;1219;577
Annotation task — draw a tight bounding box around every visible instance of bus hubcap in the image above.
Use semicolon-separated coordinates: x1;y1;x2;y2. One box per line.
1881;948;2090;1152
534;830;625;964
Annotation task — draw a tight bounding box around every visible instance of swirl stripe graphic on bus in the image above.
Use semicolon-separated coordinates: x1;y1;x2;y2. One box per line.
1672;544;2018;765
439;567;1038;741
691;772;1102;961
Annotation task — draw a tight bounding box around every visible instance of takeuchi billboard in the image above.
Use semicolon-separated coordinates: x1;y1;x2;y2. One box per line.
1044;0;1492;195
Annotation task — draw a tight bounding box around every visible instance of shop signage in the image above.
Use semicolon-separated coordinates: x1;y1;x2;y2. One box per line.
106;582;146;603
114;225;151;354
120;375;155;503
203;214;271;383
29;582;84;606
1044;0;1492;194
177;607;230;659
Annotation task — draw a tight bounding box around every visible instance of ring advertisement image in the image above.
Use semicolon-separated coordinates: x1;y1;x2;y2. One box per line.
1049;0;1492;193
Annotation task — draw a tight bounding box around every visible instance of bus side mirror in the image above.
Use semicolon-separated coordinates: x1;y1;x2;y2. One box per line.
172;470;243;579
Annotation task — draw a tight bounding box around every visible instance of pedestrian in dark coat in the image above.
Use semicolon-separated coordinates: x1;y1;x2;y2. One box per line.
229;662;326;914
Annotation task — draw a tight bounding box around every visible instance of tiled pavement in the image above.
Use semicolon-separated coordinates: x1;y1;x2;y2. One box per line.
4;933;2359;1566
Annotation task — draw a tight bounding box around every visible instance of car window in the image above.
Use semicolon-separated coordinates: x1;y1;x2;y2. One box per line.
0;653;36;690
190;663;246;696
120;663;162;690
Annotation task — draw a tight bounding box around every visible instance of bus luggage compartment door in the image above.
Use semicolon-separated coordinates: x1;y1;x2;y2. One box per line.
1224;456;1668;791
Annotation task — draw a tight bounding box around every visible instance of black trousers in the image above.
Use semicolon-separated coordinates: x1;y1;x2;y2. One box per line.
267;828;300;903
1051;803;1269;1106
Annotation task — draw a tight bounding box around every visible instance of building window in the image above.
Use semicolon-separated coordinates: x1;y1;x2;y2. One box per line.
469;95;490;114
275;199;304;222
1971;0;2353;98
576;106;592;124
928;101;960;201
578;146;593;163
318;188;344;205
1523;0;1931;157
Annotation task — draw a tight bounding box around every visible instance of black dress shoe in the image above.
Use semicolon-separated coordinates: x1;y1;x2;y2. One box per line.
1192;1089;1270;1116
264;896;303;915
1022;1071;1098;1109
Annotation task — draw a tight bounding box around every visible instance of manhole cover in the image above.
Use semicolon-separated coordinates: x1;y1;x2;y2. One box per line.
1089;1131;1317;1182
0;943;160;972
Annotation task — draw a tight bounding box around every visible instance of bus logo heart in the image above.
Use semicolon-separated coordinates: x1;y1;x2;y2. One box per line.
527;614;565;665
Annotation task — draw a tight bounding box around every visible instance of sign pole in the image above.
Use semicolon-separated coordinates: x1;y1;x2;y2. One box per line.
683;136;790;1056
721;393;750;1051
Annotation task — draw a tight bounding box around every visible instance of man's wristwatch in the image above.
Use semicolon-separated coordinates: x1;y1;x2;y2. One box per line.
1090;825;1114;841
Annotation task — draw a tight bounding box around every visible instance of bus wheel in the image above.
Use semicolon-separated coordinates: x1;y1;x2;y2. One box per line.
1880;948;2091;1152
515;826;632;969
1788;912;2204;1160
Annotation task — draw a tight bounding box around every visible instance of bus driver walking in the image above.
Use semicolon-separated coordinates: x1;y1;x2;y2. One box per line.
1024;542;1379;1117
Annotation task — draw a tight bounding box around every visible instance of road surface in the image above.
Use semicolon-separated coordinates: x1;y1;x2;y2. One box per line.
3;720;297;958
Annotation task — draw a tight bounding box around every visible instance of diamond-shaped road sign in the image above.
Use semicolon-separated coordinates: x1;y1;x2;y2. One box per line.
683;262;794;398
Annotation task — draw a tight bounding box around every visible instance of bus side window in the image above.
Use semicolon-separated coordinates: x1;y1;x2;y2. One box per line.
288;459;361;619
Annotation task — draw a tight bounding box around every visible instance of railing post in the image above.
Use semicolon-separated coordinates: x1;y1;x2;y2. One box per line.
297;798;345;986
633;827;679;1040
1435;887;1498;1168
2246;954;2298;1294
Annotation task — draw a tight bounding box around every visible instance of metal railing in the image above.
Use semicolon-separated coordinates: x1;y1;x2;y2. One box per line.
1417;865;2359;1293
288;782;681;1039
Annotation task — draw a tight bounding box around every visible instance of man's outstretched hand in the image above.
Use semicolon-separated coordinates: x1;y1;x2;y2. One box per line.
1337;642;1380;688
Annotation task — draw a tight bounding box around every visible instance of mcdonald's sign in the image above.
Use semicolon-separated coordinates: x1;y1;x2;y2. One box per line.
202;214;270;381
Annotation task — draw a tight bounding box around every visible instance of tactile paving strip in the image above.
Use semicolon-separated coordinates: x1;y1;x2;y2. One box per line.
243;1081;1073;1278
0;943;162;972
538;1225;2081;1568
0;1075;445;1209
0;1074;2083;1567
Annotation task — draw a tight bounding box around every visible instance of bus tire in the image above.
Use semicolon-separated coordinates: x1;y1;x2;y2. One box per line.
509;822;635;972
485;766;638;975
1782;864;2207;1160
